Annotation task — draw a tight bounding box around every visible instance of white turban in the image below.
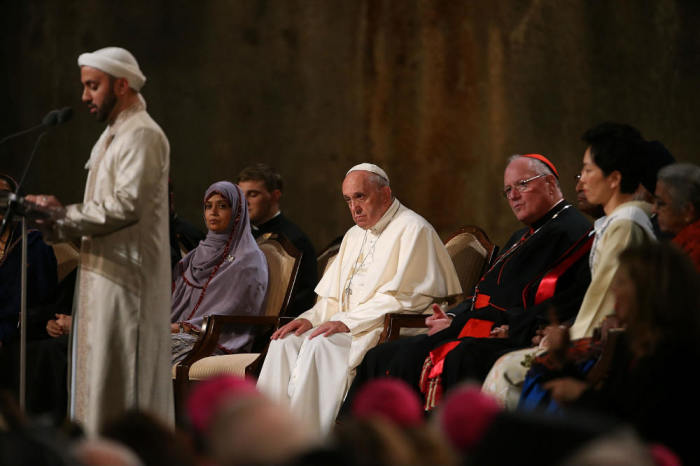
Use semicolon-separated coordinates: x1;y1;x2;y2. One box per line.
77;47;146;91
346;163;390;184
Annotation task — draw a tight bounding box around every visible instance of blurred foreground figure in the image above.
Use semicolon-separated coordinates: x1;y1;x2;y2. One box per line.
73;438;143;466
542;242;700;463
187;376;315;466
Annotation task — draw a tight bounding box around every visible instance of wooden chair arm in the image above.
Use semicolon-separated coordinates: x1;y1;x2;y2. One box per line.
173;314;283;425
177;315;280;373
378;313;428;344
279;316;295;326
209;315;280;326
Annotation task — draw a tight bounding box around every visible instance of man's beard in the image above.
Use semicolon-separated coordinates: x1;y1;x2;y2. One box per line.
95;89;117;123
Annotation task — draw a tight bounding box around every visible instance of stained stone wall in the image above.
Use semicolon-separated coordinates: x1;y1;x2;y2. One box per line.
2;0;699;250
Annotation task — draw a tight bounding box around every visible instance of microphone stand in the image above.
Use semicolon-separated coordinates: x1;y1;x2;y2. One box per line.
0;107;62;147
19;215;27;412
17;132;47;191
0;123;47;145
0;194;37;412
0;130;52;412
0;106;71;412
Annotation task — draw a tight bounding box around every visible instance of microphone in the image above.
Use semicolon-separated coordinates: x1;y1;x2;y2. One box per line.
57;107;73;124
41;109;60;127
1;107;74;145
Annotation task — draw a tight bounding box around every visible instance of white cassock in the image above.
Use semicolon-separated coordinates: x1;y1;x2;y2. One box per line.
51;98;173;434
257;199;461;434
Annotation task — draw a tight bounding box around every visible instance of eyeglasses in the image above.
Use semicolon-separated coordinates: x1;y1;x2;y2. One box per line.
502;174;548;199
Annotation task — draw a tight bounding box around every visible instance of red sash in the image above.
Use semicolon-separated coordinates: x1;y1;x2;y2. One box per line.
425;318;494;379
420;230;594;409
532;235;593;305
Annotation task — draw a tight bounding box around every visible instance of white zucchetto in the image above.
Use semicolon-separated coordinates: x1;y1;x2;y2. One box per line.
346;163;390;184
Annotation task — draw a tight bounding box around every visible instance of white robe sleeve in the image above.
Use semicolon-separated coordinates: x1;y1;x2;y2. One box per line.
328;290;433;335
57;127;167;239
297;296;340;328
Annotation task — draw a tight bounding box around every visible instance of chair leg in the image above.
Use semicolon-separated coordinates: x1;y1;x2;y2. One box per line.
173;368;191;428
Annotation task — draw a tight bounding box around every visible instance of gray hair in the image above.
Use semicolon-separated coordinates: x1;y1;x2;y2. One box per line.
507;154;561;189
367;172;390;188
657;163;700;213
346;170;390;189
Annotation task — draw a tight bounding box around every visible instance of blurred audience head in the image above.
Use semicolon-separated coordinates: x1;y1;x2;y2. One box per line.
102;410;196;466
615;242;700;356
206;394;315;466
186;375;314;466
348;378;455;465
434;384;501;454
332;417;421;466
72;438;143;466
467;408;621;466
351;377;423;428
562;429;666;466
186;375;259;434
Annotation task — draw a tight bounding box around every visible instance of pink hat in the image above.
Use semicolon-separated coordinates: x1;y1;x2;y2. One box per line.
649;443;681;466
438;385;501;452
186;375;260;432
352;377;423;428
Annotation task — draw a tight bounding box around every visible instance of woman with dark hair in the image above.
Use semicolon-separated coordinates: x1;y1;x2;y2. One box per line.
170;181;267;363
543;242;700;463
654;162;700;269
568;122;655;339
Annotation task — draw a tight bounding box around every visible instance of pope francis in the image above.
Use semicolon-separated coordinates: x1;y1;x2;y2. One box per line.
256;163;461;434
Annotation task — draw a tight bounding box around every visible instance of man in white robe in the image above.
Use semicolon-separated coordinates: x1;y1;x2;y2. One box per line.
256;163;461;434
29;47;173;433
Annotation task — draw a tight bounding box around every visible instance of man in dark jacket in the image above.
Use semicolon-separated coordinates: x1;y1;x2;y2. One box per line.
237;164;317;316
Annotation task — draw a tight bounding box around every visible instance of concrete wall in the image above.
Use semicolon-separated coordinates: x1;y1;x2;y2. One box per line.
2;0;699;250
